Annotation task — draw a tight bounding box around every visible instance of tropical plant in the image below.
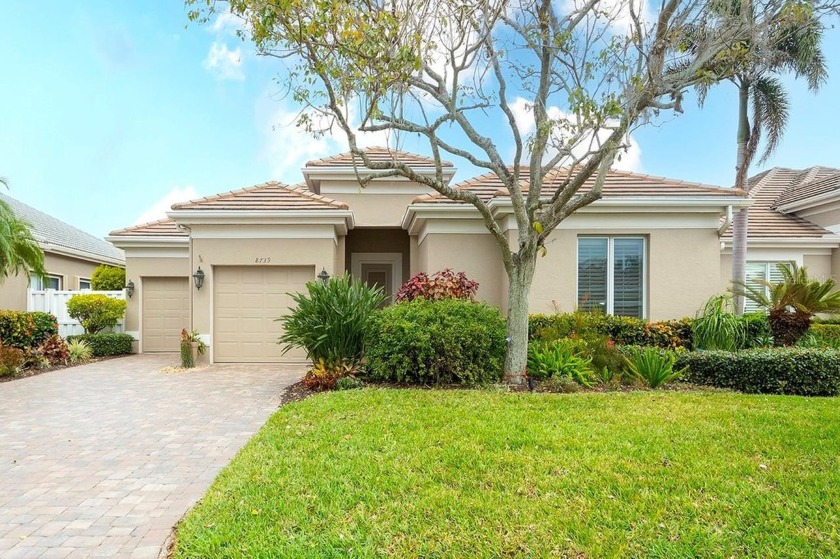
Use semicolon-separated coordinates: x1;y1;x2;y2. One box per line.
186;0;798;384
91;265;126;291
0;197;46;283
527;340;596;387
395;269;479;302
38;334;69;366
732;263;840;345
278;273;385;365
625;347;686;389
691;2;830;313
67;339;93;364
304;358;360;391
0;342;24;377
692;294;745;351
66;294;127;334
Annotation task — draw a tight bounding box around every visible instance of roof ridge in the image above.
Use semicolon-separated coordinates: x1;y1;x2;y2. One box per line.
109;218;177;236
305;146;453;168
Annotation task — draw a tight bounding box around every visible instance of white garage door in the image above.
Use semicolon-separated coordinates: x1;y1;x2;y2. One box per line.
142;277;190;352
214;266;313;363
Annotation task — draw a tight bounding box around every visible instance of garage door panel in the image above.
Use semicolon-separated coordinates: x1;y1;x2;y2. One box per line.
213;266;313;363
142;277;190;353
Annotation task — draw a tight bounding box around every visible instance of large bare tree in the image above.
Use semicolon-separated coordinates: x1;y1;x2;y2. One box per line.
188;0;822;382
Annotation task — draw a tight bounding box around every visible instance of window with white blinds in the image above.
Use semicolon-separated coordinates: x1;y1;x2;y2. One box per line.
577;237;645;318
744;261;791;313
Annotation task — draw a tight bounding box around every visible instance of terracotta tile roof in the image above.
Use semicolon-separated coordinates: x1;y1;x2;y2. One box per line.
720;167;833;239
773;167;840;208
170;181;349;211
306;146;453;168
109;219;187;237
413;167;744;204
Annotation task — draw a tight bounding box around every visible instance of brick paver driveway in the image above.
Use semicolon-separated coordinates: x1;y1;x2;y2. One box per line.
0;354;303;558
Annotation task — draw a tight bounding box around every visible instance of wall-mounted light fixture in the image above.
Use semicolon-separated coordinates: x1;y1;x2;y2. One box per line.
125;280;135;299
317;268;330;284
193;267;205;290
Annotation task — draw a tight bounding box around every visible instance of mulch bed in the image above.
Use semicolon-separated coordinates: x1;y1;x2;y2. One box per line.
279;381;318;405
0;355;127;384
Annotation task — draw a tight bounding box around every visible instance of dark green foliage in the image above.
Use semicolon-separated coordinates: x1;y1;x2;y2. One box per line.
529;312;693;349
624;346;685;388
66;294;127;334
278;274;385;365
335;375;364;390
0;343;24;376
692;295;744;351
67;333;133;357
0;311;58;349
90;265;126;291
677;348;840;396
366;299;507;385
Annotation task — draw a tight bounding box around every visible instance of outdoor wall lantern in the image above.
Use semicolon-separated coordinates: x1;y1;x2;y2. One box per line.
317;268;330;284
193;267;205;290
125;280;135;299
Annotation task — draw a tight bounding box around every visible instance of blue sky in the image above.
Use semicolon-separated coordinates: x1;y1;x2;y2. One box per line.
1;2;839;238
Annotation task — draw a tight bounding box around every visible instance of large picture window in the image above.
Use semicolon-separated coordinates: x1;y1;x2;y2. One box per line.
577;237;645;318
744;261;791;314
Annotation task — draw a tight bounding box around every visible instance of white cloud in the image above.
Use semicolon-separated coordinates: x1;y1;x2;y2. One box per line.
510;97;642;173
135;186;199;225
203;41;244;81
210;11;243;35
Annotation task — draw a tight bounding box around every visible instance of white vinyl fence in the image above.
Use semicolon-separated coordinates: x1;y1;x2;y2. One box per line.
27;289;126;338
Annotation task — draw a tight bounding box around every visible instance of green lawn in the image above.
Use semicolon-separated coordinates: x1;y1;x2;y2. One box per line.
173;389;840;558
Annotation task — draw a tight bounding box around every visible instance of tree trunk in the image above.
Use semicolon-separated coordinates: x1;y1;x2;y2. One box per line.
503;249;538;385
732;83;751;315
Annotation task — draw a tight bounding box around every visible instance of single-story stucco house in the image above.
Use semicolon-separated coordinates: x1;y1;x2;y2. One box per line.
106;147;840;363
0;193;125;311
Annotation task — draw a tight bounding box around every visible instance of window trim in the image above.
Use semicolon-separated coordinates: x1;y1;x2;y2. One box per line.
78;277;92;290
575;235;647;319
29;274;63;291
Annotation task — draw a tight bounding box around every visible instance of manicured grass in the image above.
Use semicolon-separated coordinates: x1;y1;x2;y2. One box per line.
173;389;840;558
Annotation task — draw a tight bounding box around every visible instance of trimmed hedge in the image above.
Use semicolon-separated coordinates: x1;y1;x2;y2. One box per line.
0;311;58;349
366;298;507;385
676;348;840;396
529;313;693;349
67;333;134;357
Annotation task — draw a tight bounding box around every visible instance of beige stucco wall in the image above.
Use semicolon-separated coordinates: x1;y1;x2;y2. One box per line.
417;232;505;308
329;192;419;227
0;252;112;311
804;254;832;280
189;232;338;353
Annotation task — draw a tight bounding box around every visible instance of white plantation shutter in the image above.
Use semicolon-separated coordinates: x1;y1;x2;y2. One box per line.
577;238;608;313
613;238;644;318
577;237;646;318
744;261;792;314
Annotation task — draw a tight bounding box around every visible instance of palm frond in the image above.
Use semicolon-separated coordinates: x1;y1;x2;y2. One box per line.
752;76;789;164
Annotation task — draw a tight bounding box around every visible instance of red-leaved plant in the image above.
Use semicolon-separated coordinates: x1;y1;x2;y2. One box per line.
395;269;479;302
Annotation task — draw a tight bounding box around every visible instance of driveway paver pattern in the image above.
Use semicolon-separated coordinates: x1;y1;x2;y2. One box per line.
0;354;303;558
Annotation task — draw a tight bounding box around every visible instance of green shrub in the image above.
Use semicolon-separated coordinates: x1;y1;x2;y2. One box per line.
66;294;126;334
366;298;507;385
527;340;595;386
335;375;364;390
91;265;126;291
67;333;133;357
0;311;58;349
676;348;840;396
691;295;744;351
67;339;93;364
624;346;685;388
0;343;24;376
278;274;385;365
529;312;692;349
809;323;840;348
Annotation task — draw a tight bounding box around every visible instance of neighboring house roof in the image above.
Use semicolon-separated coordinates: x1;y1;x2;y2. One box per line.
413;168;745;204
720;167;839;239
109;218;188;237
306;146;453;168
772;167;840;208
0;192;124;264
170;181;349;211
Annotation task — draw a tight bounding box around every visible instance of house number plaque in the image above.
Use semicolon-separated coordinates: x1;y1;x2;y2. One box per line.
254;257;271;264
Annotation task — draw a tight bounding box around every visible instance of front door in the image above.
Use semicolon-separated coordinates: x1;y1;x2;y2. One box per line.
351;253;402;304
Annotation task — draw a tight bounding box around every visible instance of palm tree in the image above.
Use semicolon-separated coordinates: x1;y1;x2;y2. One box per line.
0;179;46;282
732;263;840;346
698;3;828;314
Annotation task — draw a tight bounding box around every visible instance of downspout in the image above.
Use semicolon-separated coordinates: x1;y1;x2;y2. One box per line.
718;205;733;237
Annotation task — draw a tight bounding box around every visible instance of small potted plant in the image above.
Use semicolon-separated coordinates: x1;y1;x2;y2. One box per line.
180;329;207;368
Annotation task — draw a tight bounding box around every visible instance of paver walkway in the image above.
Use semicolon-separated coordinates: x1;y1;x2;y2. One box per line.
0;354;303;558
